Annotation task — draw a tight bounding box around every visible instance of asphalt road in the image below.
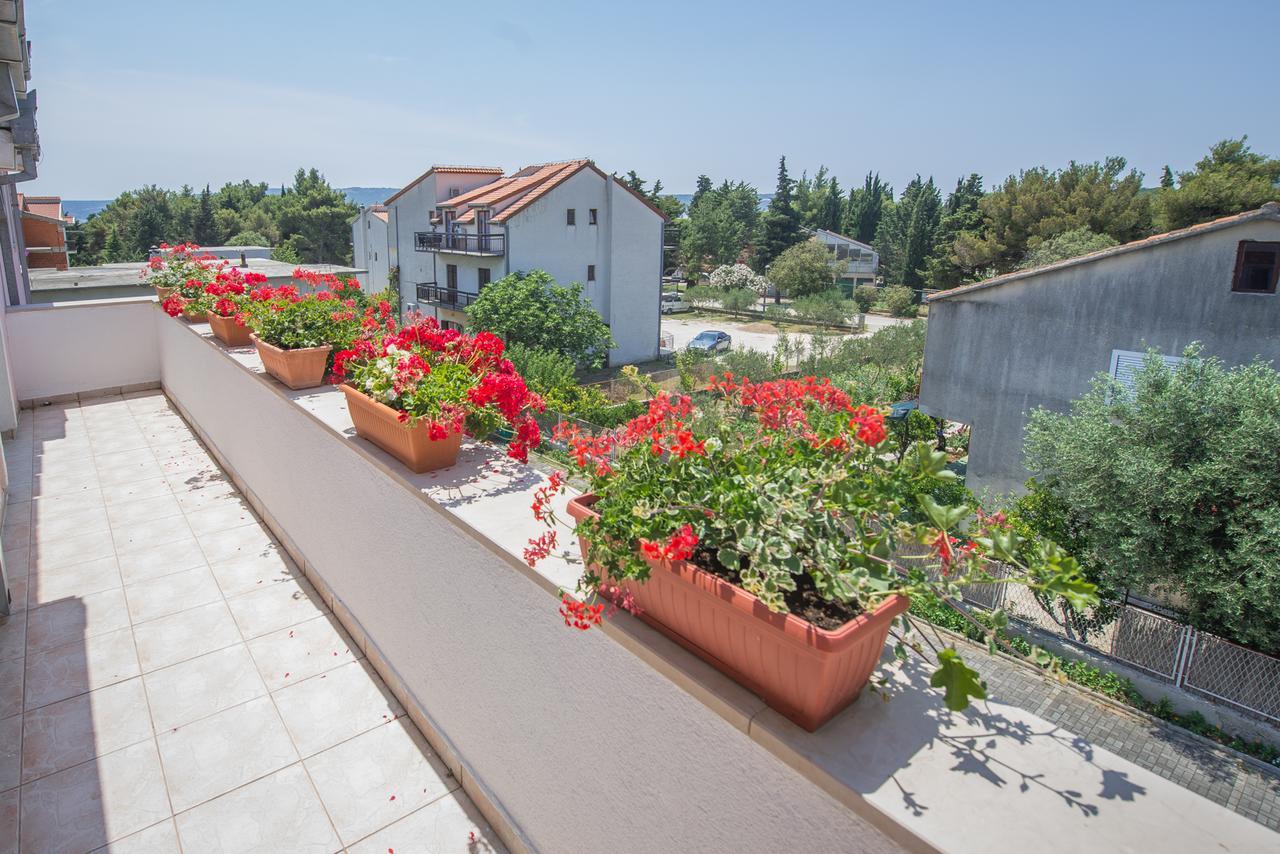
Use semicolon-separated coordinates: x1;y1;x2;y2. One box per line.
662;313;912;354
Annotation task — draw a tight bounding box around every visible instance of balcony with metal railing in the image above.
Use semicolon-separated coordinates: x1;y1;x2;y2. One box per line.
415;283;478;310
413;230;504;257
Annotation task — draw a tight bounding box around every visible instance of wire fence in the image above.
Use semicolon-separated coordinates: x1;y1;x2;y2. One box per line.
953;569;1280;723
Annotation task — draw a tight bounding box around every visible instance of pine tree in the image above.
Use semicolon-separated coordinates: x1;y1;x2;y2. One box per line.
756;156;802;270
925;174;985;289
875;176;942;290
843;172;890;244
821;176;843;232
193;185;218;246
690;175;713;211
1160;165;1175;190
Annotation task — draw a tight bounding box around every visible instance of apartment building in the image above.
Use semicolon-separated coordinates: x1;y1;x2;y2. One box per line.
370;160;667;365
808;227;878;290
350;203;390;292
16;194;71;270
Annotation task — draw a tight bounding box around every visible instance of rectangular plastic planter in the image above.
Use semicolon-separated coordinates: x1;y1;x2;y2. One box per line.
251;335;331;390
567;494;909;732
206;312;253;347
340;384;463;473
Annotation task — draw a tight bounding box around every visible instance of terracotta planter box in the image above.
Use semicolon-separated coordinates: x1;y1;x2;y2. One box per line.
567;494;909;732
206;312;253;347
340;384;463;473
154;285;176;300
251;335;332;390
180;305;208;323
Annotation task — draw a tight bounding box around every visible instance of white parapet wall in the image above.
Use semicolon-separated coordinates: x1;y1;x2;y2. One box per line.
5;298;161;403
154;311;901;854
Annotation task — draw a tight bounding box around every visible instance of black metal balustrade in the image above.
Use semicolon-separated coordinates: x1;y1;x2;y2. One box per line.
413;231;505;255
416;282;479;309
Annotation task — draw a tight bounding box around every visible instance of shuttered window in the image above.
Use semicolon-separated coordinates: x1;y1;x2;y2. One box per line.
1109;349;1186;398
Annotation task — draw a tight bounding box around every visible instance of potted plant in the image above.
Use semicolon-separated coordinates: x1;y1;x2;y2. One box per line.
527;376;1096;731
245;286;358;389
331;315;544;472
203;269;268;347
142;243;220;300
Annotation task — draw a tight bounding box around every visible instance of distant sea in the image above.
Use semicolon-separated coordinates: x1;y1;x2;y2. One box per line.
63;189;771;222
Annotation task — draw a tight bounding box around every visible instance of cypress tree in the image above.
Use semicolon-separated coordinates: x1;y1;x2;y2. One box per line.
756;156;802;270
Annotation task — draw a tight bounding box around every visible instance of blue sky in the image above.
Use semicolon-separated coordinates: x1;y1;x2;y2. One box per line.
25;0;1280;199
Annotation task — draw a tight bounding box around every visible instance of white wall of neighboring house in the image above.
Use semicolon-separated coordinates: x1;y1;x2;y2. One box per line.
607;179;662;364
812;228;878;285
350;209;390;292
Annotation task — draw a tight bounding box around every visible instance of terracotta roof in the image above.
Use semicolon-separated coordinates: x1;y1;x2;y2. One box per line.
18;193;65;221
372;210;388;223
384;165;503;205
927;203;1280;303
491;161;591;223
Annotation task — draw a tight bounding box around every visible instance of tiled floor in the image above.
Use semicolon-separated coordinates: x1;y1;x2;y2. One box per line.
0;392;505;853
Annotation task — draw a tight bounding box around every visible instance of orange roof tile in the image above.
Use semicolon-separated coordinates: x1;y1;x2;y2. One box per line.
491;161;591;223
384;165;503;205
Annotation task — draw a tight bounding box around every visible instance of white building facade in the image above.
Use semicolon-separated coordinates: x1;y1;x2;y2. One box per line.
809;228;878;290
350;205;391;292
374;161;666;365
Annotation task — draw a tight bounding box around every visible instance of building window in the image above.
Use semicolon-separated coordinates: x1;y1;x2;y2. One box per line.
589;208;598;225
1232;241;1280;293
478;267;491;290
1109;349;1185;399
566;208;576;226
449;187;461;198
587;264;596;282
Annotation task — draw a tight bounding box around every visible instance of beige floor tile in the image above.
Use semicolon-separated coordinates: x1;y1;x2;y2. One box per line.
182;501;256;537
26;587;131;654
19;740;171;854
144;645;267;731
31;469;100;499
89;434;152;456
21;677;154;784
100;477;172;506
0;788;15;854
5;575;26;615
124;566;222;625
273;660;402;757
2;547;28;581
5;481;31;504
195;524;277;565
134;601;242;672
97;460;166;489
31;531;117;574
1;501;29;529
24;626;140;711
172;479;237;511
226;577;327;640
0;659;26;726
165;471;229;498
92;818;181;853
246;614;361;691
304;718;456;845
0;521;27;551
104;494;184;529
207;551;298;598
158;695;298;812
347;790;506;854
27;556;122;606
112;516;194;556
0;713;19;791
173;764;339;854
115;537;207;586
31;505;111;544
30;491;107;524
31;437;94;463
0;614;24;663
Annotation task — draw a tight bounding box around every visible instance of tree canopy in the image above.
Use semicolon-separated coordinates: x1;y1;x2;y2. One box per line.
767;239;843;298
1016;227;1119;270
464;270;615;367
1022;348;1280;652
755;156;803;270
1154;137;1280;231
70;168;357;265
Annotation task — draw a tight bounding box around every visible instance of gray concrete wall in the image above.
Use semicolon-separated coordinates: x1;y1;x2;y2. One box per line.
920;220;1280;497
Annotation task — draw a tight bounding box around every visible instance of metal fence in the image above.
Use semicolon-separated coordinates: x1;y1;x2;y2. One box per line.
956;573;1280;723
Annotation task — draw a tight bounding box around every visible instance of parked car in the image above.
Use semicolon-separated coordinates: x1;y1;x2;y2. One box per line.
687;330;731;353
660;292;690;314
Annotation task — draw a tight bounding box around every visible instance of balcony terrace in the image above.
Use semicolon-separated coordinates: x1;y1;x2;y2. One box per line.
413;231;505;257
0;297;1275;853
416;283;479;311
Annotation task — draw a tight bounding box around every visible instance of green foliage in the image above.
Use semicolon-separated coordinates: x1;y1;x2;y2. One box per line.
767;239;842;298
843;172;892;245
1155;137;1280;230
880;285;918;317
875;176;943;288
1017;227;1119;269
681;179;760;272
1024;347;1280;652
952;156;1151;277
505;343;577;397
755;156;803;269
249;296;359;352
852;284;879;313
925;174;985;290
70;169;357;266
224;230;270;247
674;349;698;393
708;263;768;294
931;648;987;711
717;287;759;316
790;290;855;326
465;270;615;368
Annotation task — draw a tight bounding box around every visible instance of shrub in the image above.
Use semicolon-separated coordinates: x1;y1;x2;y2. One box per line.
768;239;843;298
709;263;768;294
791;290;852;326
853;284;879;313
881;285;918;317
1024;347;1280;652
466;270;614;368
718;287;760;316
505;343;577;398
